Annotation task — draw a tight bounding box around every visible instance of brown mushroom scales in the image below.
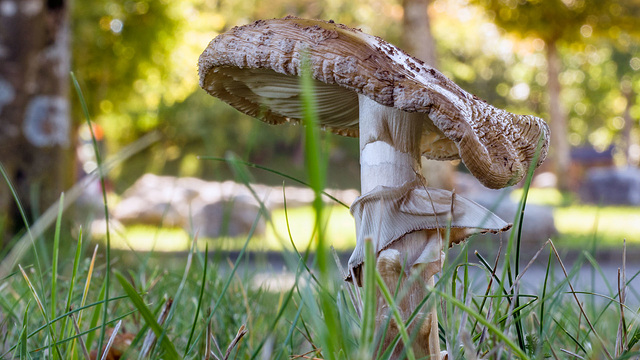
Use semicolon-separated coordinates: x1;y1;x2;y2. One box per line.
199;16;549;358
199;16;549;189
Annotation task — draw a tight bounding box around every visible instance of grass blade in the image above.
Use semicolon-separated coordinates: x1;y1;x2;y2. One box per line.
549;240;613;360
186;213;261;356
274;298;304;360
434;288;530;360
115;271;179;359
84;283;106;346
0;162;43;293
184;242;208;355
51;192;64;335
359;239;376;358
60;228;84;352
19;301;31;360
19;264;63;359
156;235;198;356
71;72;113;358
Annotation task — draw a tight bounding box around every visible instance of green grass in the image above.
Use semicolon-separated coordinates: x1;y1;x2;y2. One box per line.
554;205;640;246
3;199;639;359
512;187;575;207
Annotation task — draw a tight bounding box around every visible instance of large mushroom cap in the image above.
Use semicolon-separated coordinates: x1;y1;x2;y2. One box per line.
199;16;550;189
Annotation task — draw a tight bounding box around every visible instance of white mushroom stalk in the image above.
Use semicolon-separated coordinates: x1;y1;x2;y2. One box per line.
198;16;550;359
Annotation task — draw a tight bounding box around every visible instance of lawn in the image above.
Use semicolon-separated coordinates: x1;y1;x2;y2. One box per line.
3;201;640;359
112;200;640;253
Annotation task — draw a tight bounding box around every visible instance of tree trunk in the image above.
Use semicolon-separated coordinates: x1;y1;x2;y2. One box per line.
401;0;454;190
546;41;571;191
621;79;637;166
0;0;72;241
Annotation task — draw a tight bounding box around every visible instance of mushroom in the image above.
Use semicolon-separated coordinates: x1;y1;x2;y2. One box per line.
199;16;549;359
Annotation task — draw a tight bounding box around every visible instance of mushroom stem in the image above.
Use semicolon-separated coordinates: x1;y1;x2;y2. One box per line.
358;95;442;359
358;95;424;193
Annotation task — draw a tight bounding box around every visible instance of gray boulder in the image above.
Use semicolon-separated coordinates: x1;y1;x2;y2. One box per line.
192;196;264;237
455;173;557;245
580;167;640;205
113;174;359;238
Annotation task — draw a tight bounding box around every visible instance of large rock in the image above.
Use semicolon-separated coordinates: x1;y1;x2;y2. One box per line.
113;174;359;238
454;173;557;245
580;167;640;205
192;197;263;237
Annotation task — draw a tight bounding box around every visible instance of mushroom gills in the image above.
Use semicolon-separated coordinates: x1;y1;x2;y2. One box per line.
220;67;360;128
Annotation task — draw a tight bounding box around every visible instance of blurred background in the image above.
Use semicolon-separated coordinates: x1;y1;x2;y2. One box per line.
1;0;639;254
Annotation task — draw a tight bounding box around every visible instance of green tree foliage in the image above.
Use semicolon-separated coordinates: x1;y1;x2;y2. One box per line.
70;0;405;189
72;0;182;139
70;0;639;191
469;0;640;187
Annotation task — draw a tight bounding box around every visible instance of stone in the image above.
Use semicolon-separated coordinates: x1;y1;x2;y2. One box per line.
192;197;264;238
454;173;557;245
580;167;640;206
113;174;359;238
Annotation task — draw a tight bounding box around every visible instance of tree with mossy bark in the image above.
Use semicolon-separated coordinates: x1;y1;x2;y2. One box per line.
0;0;73;242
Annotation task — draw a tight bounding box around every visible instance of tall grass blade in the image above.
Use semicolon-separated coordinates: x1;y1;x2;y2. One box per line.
506;134;546;352
616;240;627;356
184;242;208;356
19;301;30;360
60;228;84;353
72;76;110;358
551;318;588;354
51;192;64;335
434;288;530;360
186;214;260;356
139;298;169;359
18;264;63;359
85;281;106;355
300;53;327;275
549;240;613;359
359;239;376;358
300;51;348;360
157;235;198;355
538;247;553;336
0;162;43;291
71;72;113;356
114;271;179;359
72;245;100;359
274;298;304;360
79;245;99;327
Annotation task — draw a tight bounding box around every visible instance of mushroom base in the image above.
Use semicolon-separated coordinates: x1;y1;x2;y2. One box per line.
347;181;511;284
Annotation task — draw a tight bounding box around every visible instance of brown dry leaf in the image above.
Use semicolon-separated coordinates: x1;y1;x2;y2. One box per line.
89;327;135;360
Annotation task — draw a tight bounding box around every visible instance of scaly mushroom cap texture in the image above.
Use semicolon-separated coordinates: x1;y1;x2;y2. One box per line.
199;16;550;189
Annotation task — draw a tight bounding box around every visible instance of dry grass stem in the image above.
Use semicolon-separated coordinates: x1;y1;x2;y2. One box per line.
70;312;91;360
100;320;122;360
549;240;613;360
